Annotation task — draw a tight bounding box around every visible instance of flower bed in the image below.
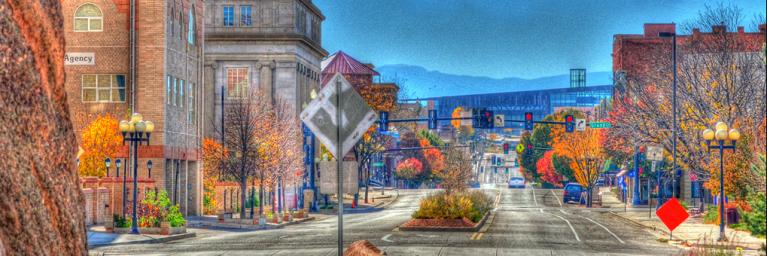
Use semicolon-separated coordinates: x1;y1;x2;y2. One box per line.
400;190;493;231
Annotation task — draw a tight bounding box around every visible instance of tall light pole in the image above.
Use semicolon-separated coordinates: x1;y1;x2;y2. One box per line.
119;113;154;234
659;31;678;198
702;122;740;242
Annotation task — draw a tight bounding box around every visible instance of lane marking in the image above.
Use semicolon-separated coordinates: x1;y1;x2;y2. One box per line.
531;188;538;207
470;232;479;240
560;209;569;215
580;216;625;244
550;190;563;207
476;233;484;240
548;213;581;242
381;234;394;242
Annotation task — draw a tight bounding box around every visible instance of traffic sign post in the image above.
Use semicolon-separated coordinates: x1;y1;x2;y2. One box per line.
300;73;376;256
656;198;690;240
494;114;505;128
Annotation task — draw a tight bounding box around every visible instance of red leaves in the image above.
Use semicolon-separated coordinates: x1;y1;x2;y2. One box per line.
536;151;562;187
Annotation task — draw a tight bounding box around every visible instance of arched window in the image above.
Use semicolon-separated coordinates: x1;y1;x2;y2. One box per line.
187;7;195;45
74;3;103;32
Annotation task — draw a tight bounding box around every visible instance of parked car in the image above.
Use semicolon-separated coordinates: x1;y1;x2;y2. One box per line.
563;183;584;204
508;177;525;188
595;177;605;187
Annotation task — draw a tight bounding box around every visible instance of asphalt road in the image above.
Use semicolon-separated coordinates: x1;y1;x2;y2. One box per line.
90;186;680;255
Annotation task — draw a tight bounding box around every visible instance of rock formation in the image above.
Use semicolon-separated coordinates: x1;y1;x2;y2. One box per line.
0;0;87;255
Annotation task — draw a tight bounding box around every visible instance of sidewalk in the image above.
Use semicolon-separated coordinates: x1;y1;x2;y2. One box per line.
602;188;765;250
316;187;399;214
87;226;195;248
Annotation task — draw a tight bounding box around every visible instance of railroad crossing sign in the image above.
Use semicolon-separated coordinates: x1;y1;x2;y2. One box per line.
494;114;505;127
647;146;664;161
300;73;377;158
576;118;587;131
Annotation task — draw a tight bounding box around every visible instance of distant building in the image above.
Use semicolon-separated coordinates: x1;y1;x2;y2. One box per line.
63;0;205;217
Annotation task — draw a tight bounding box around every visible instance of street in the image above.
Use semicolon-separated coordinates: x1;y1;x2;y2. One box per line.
90;187;679;255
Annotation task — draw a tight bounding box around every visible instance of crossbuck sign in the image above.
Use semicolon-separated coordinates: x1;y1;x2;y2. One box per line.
300;73;377;158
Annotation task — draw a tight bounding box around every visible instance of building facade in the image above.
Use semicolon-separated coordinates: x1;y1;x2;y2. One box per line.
203;0;327;138
63;0;205;216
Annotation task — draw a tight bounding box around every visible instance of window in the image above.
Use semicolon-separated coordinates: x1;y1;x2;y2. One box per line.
223;6;234;27
180;11;185;40
179;79;184;107
173;78;178;106
240;5;252;26
74;4;103;32
188;83;195;123
166;76;171;105
81;74;125;102
226;68;249;98
188;7;195;44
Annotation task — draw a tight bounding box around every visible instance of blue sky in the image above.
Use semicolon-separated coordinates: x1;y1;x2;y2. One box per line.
314;0;765;79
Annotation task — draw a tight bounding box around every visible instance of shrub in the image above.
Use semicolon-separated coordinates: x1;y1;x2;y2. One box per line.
412;190;493;223
138;190;185;227
703;205;719;224
113;214;131;228
166;205;186;227
741;192;766;237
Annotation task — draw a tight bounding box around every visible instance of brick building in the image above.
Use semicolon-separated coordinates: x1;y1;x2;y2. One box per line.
63;0;205;216
611;23;766;202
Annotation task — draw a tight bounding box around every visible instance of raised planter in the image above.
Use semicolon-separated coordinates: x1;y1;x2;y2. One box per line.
398;212;490;232
104;219;114;232
113;225;187;235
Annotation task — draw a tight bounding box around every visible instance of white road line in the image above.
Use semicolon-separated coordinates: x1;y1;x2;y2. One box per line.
580;216;625;244
559;209;569;215
381;234;394;242
548;213;581;242
550;190;563;207
531;188;538;206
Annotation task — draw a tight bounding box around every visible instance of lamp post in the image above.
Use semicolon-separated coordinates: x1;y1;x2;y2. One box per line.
147;160;153;179
105;158;111;177
659;31;678;198
701;122;740;242
119;113;154;234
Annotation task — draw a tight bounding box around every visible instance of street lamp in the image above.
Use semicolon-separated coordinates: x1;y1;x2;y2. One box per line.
115;158;125;216
105;158;111;177
147;160;153;179
119;113;153;234
659;31;679;199
701;121;739;242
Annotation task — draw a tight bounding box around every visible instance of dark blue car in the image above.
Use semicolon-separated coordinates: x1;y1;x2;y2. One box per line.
563;183;584;204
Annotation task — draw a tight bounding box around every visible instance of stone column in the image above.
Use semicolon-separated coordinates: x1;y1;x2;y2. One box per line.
259;61;276;104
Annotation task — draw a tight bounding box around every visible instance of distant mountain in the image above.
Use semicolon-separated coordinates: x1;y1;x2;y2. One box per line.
375;64;612;99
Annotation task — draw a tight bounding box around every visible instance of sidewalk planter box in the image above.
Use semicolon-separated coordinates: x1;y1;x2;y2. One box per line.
160;221;171;235
113;227;130;233
282;213;290;222
104;219;114;232
399;212;490;232
113;225;187;235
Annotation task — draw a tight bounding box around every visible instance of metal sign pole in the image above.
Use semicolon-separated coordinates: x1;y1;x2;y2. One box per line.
336;78;344;256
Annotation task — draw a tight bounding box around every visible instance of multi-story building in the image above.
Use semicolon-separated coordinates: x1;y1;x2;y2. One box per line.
612;23;766;203
63;0;205;216
203;0;327;137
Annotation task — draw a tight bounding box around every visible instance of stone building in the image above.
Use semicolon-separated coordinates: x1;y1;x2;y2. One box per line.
203;0;327;137
62;0;205;216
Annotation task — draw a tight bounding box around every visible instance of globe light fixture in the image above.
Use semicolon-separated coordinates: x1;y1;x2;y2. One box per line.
701;121;739;242
119;113;153;234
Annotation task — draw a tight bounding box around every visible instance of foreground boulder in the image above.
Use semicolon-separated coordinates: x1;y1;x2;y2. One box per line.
0;0;86;255
344;240;385;256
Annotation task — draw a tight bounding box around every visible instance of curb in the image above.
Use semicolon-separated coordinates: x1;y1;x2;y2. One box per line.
188;217;316;230
88;232;196;249
608;211;658;231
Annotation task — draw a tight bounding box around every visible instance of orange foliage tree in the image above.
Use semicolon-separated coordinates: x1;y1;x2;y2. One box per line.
536;151;563;187
396;158;423;179
79;115;123;177
553;128;606;206
202;138;228;215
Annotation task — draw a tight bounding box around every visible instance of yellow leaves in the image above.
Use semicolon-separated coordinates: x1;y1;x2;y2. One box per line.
78;115;122;177
451;107;463;129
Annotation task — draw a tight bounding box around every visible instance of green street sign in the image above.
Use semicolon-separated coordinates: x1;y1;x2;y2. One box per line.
372;162;384;167
589;122;612;129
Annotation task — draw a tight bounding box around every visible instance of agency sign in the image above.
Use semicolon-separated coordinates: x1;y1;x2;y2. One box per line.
64;52;95;65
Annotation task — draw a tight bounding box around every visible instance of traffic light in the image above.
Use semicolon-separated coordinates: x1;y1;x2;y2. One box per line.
525;143;533;155
428;110;437;130
524;112;534;130
472;109;481;128
491;155;497;165
503;143;509;155
378;111;389;132
565;115;574;133
505;168;509;174
482;110;494;129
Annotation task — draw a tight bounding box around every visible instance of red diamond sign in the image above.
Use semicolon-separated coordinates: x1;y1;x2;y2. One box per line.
656;198;689;232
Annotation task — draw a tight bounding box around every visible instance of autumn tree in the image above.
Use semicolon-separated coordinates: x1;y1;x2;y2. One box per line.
536;151;563;187
396;158;423;180
554;128;606;207
79;115;123;177
438;147;473;194
201;138;227;215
